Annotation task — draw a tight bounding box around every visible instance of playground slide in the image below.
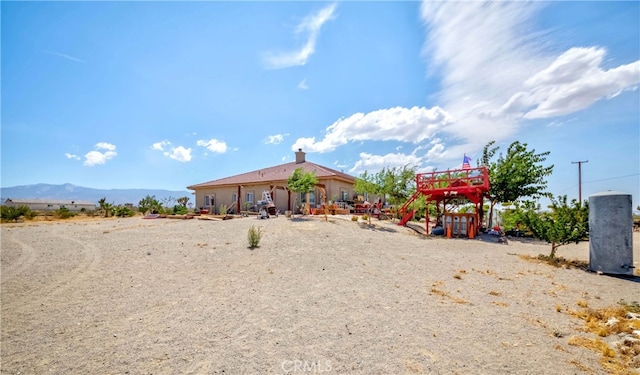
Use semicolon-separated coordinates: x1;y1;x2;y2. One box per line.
398;209;414;226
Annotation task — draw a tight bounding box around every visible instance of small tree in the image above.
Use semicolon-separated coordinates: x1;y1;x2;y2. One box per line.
287;168;318;215
517;196;589;259
103;202;113;218
139;195;162;215
354;170;380;224
98;197;107;216
481;140;554;228
375;165;417;206
177;196;189;207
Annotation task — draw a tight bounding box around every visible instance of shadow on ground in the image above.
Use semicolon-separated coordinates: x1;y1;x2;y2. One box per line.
357;222;397;233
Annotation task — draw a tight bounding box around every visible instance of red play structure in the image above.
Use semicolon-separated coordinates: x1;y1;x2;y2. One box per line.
398;166;490;237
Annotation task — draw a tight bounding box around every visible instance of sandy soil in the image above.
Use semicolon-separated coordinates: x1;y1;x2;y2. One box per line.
1;215;639;374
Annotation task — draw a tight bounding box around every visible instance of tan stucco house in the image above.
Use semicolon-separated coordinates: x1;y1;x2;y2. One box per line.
187;149;357;214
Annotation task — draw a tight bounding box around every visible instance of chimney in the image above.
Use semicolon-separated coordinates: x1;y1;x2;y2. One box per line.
295;148;306;164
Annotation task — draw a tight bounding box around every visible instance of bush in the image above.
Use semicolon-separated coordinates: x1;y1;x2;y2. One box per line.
248;225;262;248
114;205;136;217
172;205;188;215
54;207;74;219
1;205;35;222
219;204;227;215
362;214;369;221
351;215;359;221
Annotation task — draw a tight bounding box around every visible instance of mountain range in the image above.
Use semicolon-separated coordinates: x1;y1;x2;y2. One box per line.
1;183;193;206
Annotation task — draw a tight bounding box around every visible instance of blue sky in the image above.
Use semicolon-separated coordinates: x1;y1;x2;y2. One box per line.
2;1;639;207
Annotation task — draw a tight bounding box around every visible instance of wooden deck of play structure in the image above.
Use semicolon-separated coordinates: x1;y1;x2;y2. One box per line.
398;166;491;236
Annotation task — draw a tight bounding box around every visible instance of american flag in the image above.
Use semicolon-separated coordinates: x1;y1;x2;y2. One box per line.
462;155;472;169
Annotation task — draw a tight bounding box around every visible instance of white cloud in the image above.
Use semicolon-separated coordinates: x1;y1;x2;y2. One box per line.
83;142;117;166
43;50;86;63
419;1;547;153
424;140;446;161
163;146;192;162
418;1;640;160
95;142;116;151
291;106;451;153
349;152;423;175
197;139;228;153
264;133;289;145
518;48;639;119
298;78;309;90
263;3;337;69
151;140;171;151
65;153;80;160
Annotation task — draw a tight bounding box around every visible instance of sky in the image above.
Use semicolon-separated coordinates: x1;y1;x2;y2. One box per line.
2;1;639;208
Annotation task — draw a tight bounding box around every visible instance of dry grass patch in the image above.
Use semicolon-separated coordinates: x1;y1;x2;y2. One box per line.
577;300;589;308
518;254;589;270
566;300;640;374
429;282;469;304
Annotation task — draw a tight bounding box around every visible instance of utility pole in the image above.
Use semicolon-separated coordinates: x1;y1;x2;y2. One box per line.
572;160;588;202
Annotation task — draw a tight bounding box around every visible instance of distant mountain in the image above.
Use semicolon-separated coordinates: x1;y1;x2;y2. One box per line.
1;183;192;206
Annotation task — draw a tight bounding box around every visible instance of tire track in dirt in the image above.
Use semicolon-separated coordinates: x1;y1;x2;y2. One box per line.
0;235;37;284
1;231;102;311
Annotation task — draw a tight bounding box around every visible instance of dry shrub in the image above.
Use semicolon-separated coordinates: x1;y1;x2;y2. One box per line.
247;225;262;249
577;300;589;308
566;300;640;374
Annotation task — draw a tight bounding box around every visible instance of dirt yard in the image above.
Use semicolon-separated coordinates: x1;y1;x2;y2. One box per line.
2;216;639;374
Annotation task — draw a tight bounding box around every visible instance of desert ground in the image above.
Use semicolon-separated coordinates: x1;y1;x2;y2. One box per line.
1;215;639;374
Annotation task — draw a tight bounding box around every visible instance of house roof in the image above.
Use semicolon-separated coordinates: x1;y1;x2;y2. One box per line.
4;198;96;205
187;160;356;190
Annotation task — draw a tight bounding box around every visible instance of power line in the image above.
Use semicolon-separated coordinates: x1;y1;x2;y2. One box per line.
582;173;639;184
558;173;640;194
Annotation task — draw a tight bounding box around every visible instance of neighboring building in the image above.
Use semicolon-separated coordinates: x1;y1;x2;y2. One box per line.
3;198;97;212
187;149;358;214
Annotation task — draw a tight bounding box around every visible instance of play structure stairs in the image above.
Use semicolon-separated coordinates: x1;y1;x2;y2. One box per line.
397;191;421;226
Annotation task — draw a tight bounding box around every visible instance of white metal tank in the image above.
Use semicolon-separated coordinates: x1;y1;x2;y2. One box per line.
588;191;634;275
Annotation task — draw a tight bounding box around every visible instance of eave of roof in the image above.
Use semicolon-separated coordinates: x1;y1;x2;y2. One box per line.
187;161;355;190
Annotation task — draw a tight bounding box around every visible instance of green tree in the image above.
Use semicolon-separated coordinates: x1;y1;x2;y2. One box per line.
481;140;554;228
517;196;589;259
354;170;380;199
177;196;189;207
375;165;417;206
98;197;107;216
103;202;113;218
354;170;380;224
287;168;318;215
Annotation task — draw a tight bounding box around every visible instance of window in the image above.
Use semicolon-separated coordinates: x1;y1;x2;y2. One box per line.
204;195;215;207
246;192;254;203
341;190;349;201
232;193;238;202
301;192;315;204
